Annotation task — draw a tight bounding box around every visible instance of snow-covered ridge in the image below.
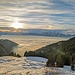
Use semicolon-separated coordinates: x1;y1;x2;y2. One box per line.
0;29;75;37
0;56;74;75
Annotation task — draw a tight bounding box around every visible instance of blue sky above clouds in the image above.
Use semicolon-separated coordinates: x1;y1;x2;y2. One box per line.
0;0;75;30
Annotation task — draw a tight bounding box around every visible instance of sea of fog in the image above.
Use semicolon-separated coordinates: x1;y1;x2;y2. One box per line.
0;35;74;75
0;35;69;56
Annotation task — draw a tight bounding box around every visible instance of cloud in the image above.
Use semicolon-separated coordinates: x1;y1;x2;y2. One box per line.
0;0;75;30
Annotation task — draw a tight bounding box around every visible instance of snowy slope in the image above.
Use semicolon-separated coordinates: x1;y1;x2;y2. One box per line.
0;56;74;75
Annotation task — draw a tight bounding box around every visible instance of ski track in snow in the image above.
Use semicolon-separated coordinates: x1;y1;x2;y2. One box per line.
0;56;75;75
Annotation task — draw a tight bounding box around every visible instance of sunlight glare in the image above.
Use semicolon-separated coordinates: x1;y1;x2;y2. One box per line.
11;21;23;29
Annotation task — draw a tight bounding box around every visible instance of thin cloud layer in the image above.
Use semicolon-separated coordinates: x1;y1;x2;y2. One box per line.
0;0;75;30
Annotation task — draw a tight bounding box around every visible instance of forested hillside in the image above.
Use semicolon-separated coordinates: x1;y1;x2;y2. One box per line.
24;37;75;68
0;39;18;56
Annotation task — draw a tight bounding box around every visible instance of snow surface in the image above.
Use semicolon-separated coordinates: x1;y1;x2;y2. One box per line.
0;56;75;75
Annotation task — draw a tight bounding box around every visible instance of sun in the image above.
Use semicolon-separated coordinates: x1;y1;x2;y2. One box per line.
11;21;23;29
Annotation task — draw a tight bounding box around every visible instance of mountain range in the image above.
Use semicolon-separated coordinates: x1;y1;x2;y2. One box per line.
0;27;75;37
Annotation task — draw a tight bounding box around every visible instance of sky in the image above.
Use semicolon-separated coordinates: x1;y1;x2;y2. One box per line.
0;0;75;30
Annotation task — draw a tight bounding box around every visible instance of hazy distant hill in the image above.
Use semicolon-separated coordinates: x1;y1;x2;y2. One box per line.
0;27;75;37
24;37;75;67
0;39;18;56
